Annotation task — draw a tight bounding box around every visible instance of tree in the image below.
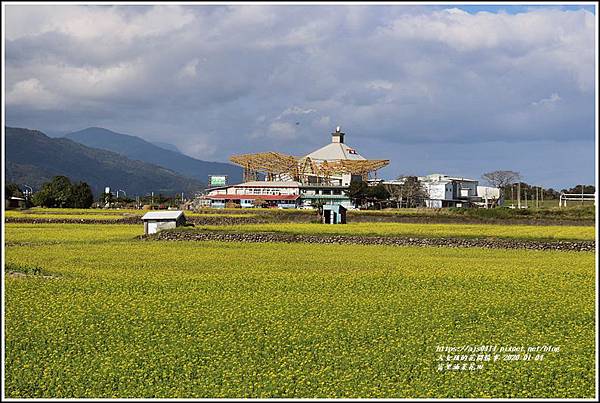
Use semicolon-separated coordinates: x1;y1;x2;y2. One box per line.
31;176;95;208
5;183;23;199
32;176;73;207
253;198;267;208
365;184;391;209
544;188;560;200
564;184;595;194
382;183;403;208
311;199;327;218
482;171;521;198
50;176;73;207
398;176;429;208
71;182;94;208
346;181;369;208
366;184;390;201
31;186;53;207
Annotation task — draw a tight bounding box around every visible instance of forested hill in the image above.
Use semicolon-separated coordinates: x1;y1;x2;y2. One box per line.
65;127;242;184
5;127;203;195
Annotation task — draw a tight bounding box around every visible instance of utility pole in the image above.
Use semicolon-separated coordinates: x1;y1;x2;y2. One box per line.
535;186;539;208
581;184;584;205
517;182;521;209
511;184;515;208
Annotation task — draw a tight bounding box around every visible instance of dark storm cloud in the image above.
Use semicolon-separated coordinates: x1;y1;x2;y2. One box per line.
4;4;596;187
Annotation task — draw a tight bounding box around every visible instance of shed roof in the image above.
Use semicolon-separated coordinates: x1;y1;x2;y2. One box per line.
141;210;185;220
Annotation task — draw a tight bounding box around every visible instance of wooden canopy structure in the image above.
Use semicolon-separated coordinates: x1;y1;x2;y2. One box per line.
230;152;389;183
230;152;300;182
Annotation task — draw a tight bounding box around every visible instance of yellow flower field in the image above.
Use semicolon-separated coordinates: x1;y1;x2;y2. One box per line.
3;223;595;398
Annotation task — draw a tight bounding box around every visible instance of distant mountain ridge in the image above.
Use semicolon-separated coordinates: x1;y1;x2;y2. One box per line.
152;141;182;154
64;127;242;184
5;127;203;195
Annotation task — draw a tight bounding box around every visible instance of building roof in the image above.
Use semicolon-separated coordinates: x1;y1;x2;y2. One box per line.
421;174;478;183
305;142;366;161
208;194;299;201
235;181;301;188
141;210;185;220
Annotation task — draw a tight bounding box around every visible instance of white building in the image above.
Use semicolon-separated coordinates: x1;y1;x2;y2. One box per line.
203;180;355;209
204;128;381;209
420;174;479;208
377;174;501;208
141;210;186;234
205;181;301;208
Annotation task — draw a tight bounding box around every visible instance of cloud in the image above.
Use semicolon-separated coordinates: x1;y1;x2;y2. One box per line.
178;58;200;80
267;121;297;140
531;93;561;107
4;4;596;187
276;106;317;120
366;80;394;91
6;78;63;109
5;5;195;41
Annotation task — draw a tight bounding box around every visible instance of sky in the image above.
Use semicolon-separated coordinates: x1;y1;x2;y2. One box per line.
4;2;597;189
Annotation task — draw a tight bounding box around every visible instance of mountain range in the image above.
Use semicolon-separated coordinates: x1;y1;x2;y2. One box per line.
151;141;182;154
64;127;242;184
5;127;204;196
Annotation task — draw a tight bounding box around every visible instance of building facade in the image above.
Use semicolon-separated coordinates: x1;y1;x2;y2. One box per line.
202;127;384;209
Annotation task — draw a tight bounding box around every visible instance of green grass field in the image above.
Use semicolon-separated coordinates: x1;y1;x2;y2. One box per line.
353;205;596;221
503;199;595;208
3;223;595;398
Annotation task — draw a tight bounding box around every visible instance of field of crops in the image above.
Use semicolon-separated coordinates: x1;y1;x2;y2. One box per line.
4;209;255;220
192;222;595;241
4;222;595;398
352;205;596;221
4;211;126;220
7;205;596;223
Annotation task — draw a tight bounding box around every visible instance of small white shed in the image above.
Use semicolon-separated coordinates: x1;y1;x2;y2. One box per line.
141;210;186;234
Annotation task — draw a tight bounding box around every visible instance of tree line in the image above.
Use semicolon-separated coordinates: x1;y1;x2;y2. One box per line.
6;176;94;208
5;172;595;210
6;176;189;209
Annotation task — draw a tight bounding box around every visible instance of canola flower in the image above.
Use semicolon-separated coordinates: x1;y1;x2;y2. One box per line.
4;223;595;398
193;222;595;241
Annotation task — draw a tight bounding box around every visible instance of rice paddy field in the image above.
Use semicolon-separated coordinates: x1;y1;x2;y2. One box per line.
3;219;597;398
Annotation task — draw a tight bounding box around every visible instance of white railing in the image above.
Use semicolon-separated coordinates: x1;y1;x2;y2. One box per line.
559;192;596;207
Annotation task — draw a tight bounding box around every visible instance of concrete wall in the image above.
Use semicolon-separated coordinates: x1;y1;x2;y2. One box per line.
145;220;178;234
